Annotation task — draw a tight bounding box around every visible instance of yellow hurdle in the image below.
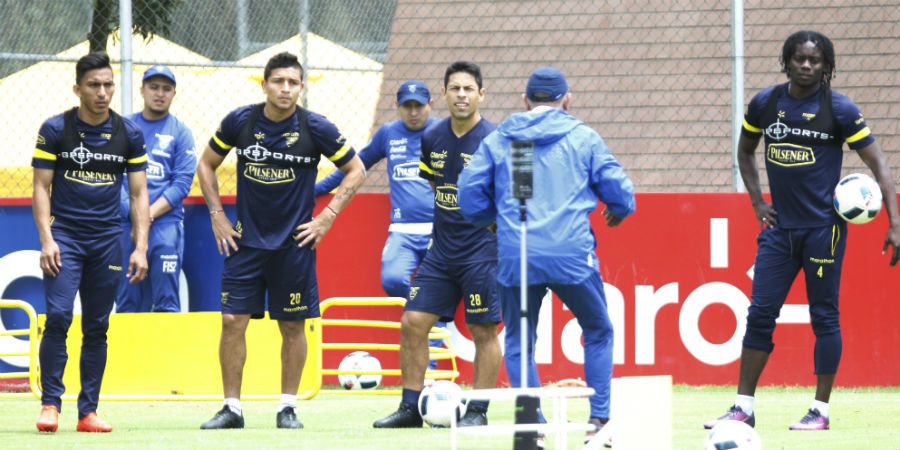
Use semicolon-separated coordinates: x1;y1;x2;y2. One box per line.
0;299;40;398
320;297;458;395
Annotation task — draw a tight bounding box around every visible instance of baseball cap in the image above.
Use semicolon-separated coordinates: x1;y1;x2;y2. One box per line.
396;80;430;105
142;65;176;85
526;67;568;102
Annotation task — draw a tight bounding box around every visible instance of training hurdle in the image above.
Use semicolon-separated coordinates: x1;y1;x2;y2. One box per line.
320;297;458;394
0;299;40;398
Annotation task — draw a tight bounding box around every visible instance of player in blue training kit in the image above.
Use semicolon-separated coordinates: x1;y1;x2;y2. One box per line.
197;52;365;430
32;52;150;433
374;61;501;429
117;65;196;313
705;31;900;432
460;67;636;446
316;80;447;366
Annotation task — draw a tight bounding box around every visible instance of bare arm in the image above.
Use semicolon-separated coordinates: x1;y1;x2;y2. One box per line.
196;144;241;256
856;141;900;266
293;154;366;249
32;168;60;276
736;133;776;228
126;170;150;283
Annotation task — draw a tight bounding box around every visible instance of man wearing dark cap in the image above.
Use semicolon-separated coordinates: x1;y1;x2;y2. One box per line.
459;66;636;446
117;65;196;313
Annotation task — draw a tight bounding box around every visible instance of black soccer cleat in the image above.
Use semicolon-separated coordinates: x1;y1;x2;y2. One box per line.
276;406;304;429
373;403;423;428
458;409;488;427
201;406;244;430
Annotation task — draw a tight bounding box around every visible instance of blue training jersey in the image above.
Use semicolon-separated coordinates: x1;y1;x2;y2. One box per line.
316;117;437;224
419;117;497;263
210;104;356;250
32;109;146;237
743;84;875;228
120;113;196;224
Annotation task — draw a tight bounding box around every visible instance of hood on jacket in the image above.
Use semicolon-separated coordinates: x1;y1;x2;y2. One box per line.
497;107;581;146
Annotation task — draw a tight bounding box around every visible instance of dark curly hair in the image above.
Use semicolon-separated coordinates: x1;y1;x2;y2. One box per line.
780;30;835;86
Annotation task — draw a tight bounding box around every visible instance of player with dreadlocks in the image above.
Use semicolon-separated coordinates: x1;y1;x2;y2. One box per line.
704;30;900;431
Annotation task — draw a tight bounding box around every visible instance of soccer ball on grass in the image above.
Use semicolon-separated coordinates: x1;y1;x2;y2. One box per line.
418;380;467;427
337;351;382;390
704;420;762;450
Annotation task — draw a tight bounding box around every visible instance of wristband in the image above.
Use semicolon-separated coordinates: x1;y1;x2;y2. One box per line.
209;209;224;216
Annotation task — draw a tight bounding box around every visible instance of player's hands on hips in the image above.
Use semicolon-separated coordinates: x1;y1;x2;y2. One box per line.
39;239;62;277
211;213;241;257
293;207;337;249
602;208;624;227
127;249;148;284
883;223;900;267
754;202;777;229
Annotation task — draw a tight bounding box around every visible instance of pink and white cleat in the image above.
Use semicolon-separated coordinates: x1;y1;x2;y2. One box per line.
789;408;829;431
703;405;755;430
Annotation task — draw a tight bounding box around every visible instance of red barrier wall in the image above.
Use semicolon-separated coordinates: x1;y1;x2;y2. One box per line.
316;193;900;387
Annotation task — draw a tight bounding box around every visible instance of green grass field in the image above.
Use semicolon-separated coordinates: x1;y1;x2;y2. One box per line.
1;386;898;449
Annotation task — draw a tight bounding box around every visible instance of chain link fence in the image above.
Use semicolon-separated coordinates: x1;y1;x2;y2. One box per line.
1;0;897;197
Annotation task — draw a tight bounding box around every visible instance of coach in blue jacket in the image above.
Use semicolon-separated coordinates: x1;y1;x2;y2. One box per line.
459;67;635;441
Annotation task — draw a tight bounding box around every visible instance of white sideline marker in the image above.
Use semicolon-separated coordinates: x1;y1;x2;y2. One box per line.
602;375;672;450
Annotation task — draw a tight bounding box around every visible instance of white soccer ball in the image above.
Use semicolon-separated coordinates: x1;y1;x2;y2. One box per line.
418;380;467;427
834;173;882;224
337;351;382;390
705;420;762;450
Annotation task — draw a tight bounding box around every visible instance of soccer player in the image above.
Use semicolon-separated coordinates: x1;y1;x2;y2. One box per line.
704;31;900;431
459;67;636;446
196;52;365;430
315;80;447;367
373;61;501;428
32;51;150;433
117;65;196;313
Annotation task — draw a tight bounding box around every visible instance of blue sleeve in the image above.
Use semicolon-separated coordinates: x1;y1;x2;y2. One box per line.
588;132;635;219
209;108;243;155
741;87;771;138
308;112;357;167
458;137;497;228
124;120;147;172
315;126;385;196
161;122;197;208
832;92;875;150
31;118;62;170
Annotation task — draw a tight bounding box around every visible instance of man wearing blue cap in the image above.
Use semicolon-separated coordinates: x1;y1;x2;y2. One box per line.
117;65;196;312
316;81;447;367
459;66;636;446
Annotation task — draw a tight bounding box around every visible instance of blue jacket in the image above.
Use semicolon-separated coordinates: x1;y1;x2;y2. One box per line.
459;107;635;286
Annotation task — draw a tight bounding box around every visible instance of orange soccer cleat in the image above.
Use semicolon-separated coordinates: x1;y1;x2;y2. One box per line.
36;405;60;433
76;413;113;433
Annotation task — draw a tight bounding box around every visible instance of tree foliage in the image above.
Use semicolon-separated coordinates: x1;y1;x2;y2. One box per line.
88;0;183;53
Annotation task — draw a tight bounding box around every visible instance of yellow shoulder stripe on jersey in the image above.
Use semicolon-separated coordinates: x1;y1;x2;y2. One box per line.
846;127;871;144
327;144;351;162
127;154;148;164
33;148;57;161
419;161;434;175
743;119;761;133
213;135;233;150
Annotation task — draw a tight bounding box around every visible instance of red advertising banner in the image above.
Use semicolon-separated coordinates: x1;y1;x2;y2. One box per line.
317;193;900;387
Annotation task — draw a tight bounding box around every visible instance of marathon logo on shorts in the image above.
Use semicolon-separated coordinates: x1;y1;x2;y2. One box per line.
243;162;296;184
283;305;308;313
409;286;419;301
64;170;117;186
766;143;815;167
221;292;229;305
108;264;122;271
392;161;419;181
435;185;459;211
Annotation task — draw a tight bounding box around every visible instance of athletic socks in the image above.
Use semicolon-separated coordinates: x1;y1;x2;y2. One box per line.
401;388;422;408
811;400;829;417
734;394;755;415
224;397;242;416
278;394;298;412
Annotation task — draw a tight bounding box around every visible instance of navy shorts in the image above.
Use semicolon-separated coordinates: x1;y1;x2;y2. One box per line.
221;245;320;321
406;255;500;324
